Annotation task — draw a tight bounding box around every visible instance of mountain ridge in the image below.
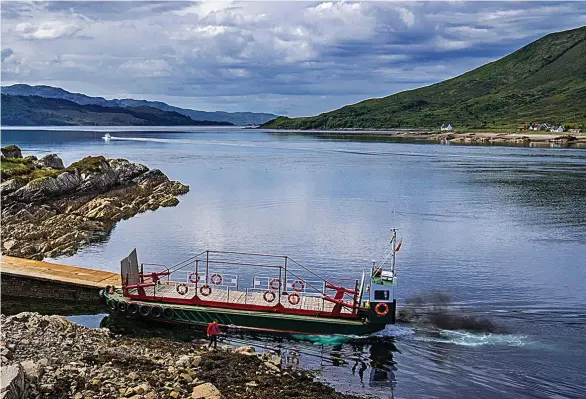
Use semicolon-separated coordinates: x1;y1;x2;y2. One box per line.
263;26;586;130
1;84;278;126
0;94;233;126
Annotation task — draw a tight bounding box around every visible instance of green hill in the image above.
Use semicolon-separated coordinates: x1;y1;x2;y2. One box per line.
0;94;233;126
263;26;586;130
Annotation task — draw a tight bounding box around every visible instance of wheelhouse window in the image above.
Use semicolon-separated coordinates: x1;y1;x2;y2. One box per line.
374;290;390;300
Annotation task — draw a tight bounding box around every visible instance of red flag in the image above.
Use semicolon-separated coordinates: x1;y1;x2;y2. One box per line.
395;238;403;252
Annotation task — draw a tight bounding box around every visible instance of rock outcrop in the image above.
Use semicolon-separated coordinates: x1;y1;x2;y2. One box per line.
0;312;359;399
38;153;65;170
1;146;189;260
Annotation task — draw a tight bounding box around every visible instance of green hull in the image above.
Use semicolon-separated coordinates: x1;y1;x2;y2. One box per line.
104;291;389;336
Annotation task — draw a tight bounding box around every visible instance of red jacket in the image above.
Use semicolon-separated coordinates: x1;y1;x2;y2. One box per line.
207;322;221;336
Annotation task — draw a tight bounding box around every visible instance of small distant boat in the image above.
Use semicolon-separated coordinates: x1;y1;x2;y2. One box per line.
102;133;111;141
102;230;402;336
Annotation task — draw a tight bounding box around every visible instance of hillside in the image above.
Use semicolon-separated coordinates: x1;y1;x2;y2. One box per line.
0;94;233;126
263;26;586;130
1;84;277;126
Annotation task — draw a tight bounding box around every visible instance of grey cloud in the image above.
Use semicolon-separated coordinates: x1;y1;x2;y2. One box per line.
1;48;14;62
1;1;585;115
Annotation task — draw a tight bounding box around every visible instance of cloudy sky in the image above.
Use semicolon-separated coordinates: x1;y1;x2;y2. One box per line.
1;1;585;116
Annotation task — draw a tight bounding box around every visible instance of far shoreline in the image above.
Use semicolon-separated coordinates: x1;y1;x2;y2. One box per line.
263;129;586;149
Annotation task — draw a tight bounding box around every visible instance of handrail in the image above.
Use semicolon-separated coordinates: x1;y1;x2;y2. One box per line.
206;250;288;259
167;250;208;272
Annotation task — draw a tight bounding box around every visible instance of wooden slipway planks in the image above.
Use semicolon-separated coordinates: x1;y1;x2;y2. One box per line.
0;255;120;288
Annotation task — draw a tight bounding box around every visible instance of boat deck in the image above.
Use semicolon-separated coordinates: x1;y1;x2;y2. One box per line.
128;282;354;314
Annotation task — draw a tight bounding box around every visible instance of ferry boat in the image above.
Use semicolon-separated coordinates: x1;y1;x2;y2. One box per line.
102;231;402;336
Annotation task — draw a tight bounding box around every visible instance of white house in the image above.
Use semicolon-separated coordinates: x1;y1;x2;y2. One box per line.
440;124;453;131
550;126;564;133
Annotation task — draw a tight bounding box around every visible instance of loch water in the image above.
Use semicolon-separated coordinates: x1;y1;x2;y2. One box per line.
2;127;585;399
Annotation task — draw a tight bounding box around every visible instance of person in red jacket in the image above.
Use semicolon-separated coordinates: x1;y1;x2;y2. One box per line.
206;321;221;349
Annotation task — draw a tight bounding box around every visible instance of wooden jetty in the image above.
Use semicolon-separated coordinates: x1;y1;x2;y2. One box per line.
1;256;119;302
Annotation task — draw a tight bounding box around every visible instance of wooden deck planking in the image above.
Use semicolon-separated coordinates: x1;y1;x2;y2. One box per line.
126;282;355;312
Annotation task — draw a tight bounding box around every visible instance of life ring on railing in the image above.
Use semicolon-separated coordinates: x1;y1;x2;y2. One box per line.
210;274;223;285
176;283;189;296
128;303;139;315
118;302;127;313
263;290;276;303
292;280;305;292
188;272;200;284
139;305;151;317
375;302;389;317
151;306;163;318
163;307;174;319
108;299;118;311
288;292;300;305
200;284;212;297
269;278;281;291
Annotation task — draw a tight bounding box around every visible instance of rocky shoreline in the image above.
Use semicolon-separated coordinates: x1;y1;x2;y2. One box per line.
1;145;189;260
0;312;363;399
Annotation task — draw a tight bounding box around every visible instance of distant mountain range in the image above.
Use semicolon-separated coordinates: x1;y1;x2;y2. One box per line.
1;84;278;126
263;26;586;130
1;94;233;126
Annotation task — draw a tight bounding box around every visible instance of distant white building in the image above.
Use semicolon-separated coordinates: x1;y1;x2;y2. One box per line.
440;124;453;131
550;125;564;133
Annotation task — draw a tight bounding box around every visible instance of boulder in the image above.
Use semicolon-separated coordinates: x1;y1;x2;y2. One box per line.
191;383;221;399
38;154;64;170
233;346;255;355
20;360;42;382
1;364;25;399
175;355;191;368
1;145;22;159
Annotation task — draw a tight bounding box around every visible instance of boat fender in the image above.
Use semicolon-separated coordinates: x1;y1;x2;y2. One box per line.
200;284;212;296
163;307;174;319
176;283;189;295
98;289;105;298
210;273;223;285
151;306;163;318
188;272;200;284
375;302;389;317
288;292;300;305
107;299;118;311
139;305;151;317
269;278;281;290
128;303;139;315
263;290;276;303
292;280;305;292
118;302;127;313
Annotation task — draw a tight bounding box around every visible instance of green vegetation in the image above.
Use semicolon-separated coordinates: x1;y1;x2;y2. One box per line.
1;154;110;183
69;156;107;173
263;26;586;130
0;94;234;126
1;158;36;178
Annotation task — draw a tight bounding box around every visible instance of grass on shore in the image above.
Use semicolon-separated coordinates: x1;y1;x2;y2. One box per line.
1;155;108;183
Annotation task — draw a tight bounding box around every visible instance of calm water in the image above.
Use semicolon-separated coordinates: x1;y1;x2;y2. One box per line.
2;127;585;399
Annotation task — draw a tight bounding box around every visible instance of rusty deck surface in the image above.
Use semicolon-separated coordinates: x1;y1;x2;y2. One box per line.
0;255;120;288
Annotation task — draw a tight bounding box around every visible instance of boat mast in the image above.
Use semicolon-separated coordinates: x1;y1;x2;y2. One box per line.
391;228;397;276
